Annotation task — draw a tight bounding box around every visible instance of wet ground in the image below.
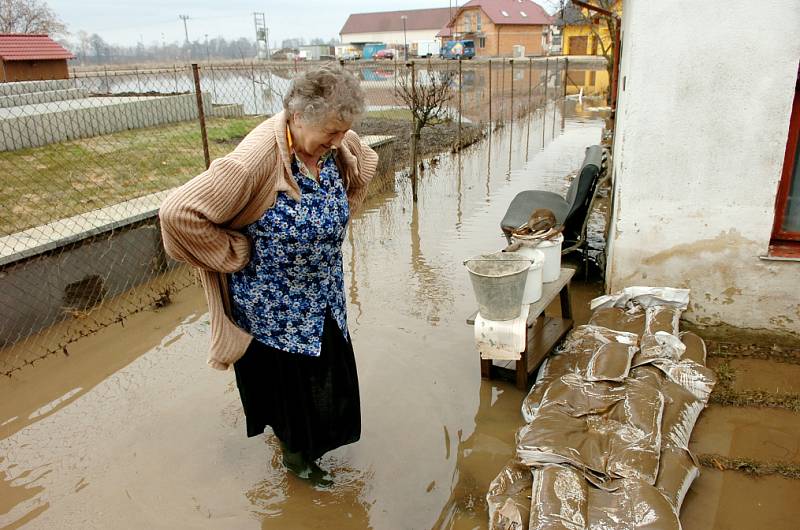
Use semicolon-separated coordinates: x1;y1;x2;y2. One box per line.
8;95;795;530
1;98;607;529
681;347;800;530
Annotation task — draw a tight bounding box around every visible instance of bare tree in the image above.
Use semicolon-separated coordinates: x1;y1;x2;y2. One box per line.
0;0;66;35
395;62;455;201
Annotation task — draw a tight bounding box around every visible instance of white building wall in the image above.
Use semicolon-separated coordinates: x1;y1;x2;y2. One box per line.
341;30;439;46
607;0;800;336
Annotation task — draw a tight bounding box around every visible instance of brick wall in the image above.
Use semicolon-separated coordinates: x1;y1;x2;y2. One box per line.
451;8;546;57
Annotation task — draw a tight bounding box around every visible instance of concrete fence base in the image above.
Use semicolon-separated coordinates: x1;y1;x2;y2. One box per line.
0;88;91;109
0;93;213;151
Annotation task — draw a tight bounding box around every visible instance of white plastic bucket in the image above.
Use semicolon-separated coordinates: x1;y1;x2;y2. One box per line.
513;247;545;304
538;233;564;283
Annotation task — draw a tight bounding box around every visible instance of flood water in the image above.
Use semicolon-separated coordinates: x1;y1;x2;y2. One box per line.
0;99;607;529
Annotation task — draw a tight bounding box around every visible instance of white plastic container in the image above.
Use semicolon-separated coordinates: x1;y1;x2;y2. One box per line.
538;233;564;283
514;247;545;304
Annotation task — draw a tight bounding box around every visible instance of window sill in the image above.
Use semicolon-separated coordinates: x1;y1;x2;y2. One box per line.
760;241;800;262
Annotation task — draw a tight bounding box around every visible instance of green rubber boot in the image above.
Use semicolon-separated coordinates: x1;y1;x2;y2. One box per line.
280;443;333;487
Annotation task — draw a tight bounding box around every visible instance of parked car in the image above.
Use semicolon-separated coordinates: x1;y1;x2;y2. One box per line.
374;48;395;60
441;40;476;60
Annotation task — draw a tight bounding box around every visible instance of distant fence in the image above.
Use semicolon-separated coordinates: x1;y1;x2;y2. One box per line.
0;57;605;376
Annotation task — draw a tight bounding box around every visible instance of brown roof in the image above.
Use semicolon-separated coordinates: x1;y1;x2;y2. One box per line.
0;34;74;61
340;7;454;36
452;0;553;27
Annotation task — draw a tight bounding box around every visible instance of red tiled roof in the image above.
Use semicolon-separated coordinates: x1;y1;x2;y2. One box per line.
453;0;553;26
340;8;454;36
437;26;453;38
0;34;74;61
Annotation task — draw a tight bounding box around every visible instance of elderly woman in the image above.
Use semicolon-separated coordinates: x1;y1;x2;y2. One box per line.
159;64;377;480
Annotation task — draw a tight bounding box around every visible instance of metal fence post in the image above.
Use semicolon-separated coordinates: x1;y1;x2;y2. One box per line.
173;66;179;93
563;57;569;98
251;62;258;115
192;63;211;169
488;60;493;127
134;66;141;94
103;66;109;93
542;58;549;148
543;58;549;103
410;61;418;202
458;57;462;149
526;58;533;156
528;58;533;114
210;63;217;102
509;59;515;131
552;62;558;140
500;59;506;124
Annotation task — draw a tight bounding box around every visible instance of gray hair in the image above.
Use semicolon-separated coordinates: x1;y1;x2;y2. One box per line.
283;64;365;125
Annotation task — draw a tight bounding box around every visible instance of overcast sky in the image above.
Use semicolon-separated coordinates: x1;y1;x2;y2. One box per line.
47;1;559;46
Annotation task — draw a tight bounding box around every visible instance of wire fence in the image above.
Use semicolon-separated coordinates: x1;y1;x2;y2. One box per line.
0;57;605;376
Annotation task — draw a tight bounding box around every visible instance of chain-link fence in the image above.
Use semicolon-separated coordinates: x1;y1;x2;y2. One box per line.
0;57;602;376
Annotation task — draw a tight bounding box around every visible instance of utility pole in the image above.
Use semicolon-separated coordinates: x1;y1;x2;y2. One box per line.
401;15;408;61
254;12;270;60
179;14;190;44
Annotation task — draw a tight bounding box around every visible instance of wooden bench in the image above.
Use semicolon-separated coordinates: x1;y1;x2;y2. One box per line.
466;267;575;391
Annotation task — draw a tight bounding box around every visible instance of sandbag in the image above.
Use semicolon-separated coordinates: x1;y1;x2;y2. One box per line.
679;331;707;366
522;326;639;422
631;332;685;368
487;458;533;530
517;374;664;485
584;342;636;382
529;465;682;530
645;305;682;336
655;446;700;512
587;307;646;336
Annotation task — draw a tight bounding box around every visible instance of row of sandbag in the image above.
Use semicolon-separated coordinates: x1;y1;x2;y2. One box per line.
487;288;717;530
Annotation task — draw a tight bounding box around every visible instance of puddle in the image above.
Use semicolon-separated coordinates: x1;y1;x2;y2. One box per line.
0;102;605;529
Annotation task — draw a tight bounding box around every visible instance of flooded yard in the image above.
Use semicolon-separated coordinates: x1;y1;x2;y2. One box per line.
0;100;608;529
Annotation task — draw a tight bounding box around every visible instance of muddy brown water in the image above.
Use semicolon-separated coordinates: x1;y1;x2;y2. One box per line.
1;99;608;529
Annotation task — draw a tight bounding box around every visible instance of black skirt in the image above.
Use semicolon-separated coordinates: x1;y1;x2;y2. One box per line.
233;311;361;461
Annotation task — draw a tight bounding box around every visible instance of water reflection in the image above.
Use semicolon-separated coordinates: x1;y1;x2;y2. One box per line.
0;97;604;529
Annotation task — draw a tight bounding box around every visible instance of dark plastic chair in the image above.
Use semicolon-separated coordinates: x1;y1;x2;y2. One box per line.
500;144;607;257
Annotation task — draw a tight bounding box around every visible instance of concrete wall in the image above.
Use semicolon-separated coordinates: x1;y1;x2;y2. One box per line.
0;93;213;151
0;88;90;109
0;79;74;96
0;221;172;346
607;0;800;336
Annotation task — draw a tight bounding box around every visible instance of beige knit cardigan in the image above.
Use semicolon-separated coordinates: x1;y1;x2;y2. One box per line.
159;110;378;370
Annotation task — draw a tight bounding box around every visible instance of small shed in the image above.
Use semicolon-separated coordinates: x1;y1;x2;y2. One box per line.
297;45;333;61
0;34;74;82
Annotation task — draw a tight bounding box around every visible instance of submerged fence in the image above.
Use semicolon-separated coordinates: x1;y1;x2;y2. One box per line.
0;57;606;376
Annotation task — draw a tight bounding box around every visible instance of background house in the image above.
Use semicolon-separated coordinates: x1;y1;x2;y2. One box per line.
0;34;73;82
446;0;552;57
606;0;800;340
339;8;452;55
555;0;621;56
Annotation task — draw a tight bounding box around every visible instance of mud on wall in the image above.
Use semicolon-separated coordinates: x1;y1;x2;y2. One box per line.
0;221;174;347
606;0;800;337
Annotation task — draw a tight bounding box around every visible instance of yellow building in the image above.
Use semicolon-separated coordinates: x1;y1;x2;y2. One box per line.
556;1;622;56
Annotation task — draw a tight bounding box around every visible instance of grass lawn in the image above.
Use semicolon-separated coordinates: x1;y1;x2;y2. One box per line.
0;116;265;236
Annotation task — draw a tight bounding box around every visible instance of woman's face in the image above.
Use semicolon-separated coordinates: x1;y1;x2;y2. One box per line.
292;113;352;159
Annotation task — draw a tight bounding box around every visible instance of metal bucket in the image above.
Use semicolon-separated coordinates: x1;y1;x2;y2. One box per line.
464;252;532;320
